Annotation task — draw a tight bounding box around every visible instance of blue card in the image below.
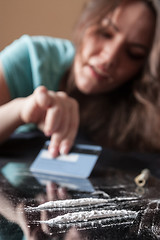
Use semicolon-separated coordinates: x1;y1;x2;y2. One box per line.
30;141;102;178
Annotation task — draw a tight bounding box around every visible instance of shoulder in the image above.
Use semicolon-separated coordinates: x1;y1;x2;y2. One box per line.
23;35;75;60
0;35;75;65
0;35;75;98
20;35;75;71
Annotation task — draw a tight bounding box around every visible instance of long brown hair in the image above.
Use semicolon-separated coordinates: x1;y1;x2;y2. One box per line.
67;0;160;152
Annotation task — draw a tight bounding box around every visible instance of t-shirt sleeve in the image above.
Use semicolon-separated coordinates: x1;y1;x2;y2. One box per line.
0;35;75;99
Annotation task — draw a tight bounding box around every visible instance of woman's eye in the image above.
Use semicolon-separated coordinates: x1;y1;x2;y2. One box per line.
127;51;145;61
102;32;112;38
99;29;112;39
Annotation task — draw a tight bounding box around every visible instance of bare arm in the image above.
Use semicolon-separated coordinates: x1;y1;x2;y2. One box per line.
0;62;24;142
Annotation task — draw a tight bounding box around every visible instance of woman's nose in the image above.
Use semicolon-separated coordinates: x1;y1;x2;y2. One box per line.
100;40;123;71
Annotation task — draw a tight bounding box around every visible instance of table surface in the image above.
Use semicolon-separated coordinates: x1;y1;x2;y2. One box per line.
0;131;160;240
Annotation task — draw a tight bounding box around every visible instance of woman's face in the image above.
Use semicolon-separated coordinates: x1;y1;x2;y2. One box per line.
73;0;156;94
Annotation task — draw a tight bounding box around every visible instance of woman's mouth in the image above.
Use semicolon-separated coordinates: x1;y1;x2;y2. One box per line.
89;65;111;81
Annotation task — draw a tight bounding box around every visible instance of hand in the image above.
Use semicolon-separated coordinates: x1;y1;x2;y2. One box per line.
20;86;79;157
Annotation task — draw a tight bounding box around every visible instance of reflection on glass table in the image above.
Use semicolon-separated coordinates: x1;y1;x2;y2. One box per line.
0;162;160;240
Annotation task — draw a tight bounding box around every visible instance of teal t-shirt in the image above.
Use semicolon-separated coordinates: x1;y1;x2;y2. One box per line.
0;35;75;99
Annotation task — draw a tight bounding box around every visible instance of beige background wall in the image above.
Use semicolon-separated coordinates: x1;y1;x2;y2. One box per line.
0;0;86;51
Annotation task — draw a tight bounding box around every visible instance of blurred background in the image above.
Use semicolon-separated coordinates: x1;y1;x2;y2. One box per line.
0;0;86;50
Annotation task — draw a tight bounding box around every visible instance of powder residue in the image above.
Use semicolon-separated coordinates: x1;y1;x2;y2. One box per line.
27;198;109;210
40;209;138;226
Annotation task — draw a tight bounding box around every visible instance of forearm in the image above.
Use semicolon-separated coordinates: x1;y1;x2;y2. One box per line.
0;98;24;143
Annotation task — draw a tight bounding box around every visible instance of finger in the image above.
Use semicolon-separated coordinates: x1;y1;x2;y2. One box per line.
44;105;62;136
48;96;79;157
48;117;71;157
47;98;72;156
34;86;54;109
59;98;79;155
49;104;79;157
54;92;73;140
44;92;69;136
41;182;58;234
48;133;62;157
35;193;47;205
49;103;72;155
50;97;79;155
57;187;70;200
65;227;83;240
40;210;51;234
46;182;59;201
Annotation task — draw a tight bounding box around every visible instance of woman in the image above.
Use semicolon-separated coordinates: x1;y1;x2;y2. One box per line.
0;0;159;156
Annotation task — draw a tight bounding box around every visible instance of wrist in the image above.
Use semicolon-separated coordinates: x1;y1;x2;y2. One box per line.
13;97;26;126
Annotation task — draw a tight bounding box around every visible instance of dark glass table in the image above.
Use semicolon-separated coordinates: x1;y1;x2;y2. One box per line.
0;131;160;240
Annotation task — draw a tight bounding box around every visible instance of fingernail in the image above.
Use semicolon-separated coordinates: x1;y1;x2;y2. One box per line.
49;147;58;158
60;145;69;155
45;132;51;137
44;129;52;137
47;181;57;191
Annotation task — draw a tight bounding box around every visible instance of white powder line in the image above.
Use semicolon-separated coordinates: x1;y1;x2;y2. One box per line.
39;209;138;226
26;196;140;212
26;198;109;210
